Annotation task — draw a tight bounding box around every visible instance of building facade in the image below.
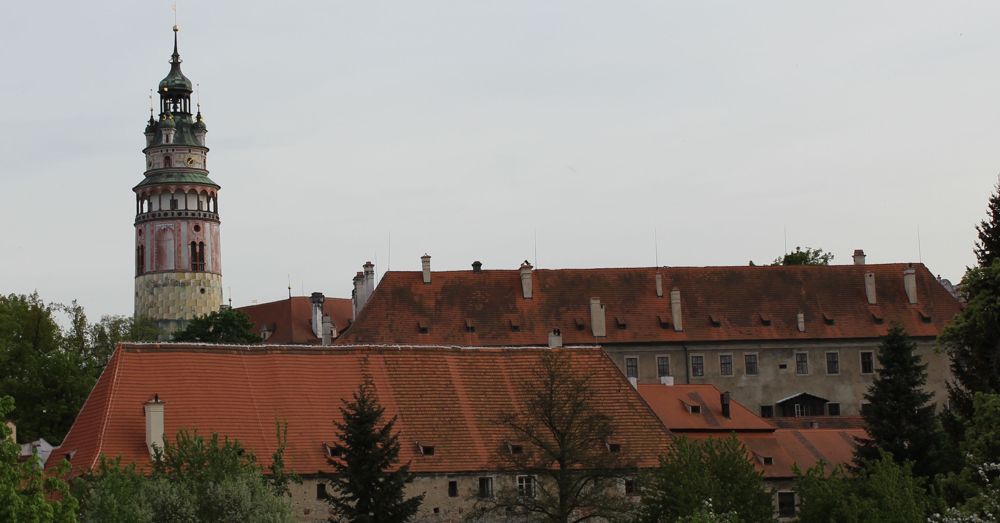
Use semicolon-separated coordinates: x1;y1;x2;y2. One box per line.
133;27;222;334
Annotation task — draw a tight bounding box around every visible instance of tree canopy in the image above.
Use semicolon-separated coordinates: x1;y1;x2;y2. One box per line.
772;246;834;266
975;181;1000;268
171;308;261;344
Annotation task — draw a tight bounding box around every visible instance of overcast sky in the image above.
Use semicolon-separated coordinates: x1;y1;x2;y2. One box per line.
2;2;998;319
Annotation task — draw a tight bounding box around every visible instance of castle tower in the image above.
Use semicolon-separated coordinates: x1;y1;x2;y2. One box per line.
134;26;222;334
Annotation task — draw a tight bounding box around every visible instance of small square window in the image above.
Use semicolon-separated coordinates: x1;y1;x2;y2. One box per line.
795;353;809;375
826;352;840;375
508;443;523;455
478;477;494;499
625;357;639;379
778;491;796;517
517;475;536;498
745;354;759;376
760;405;774;418
448;480;458;497
316;483;329;500
827;403;841;416
720;354;733;376
861;352;875;374
624;477;639;496
657;356;670;378
691;355;705;377
607;442;621;453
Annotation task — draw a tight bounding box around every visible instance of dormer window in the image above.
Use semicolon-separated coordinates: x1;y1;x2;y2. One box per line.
323;443;342;459
823;313;835;325
574;318;585;331
509;319;521;332
465;319;476;333
417;321;429;334
657;315;670;329
164;156;172;168
759;313;772;326
507;442;524;455
417;442;435;456
709;314;721;327
682;401;702;414
615;317;627;330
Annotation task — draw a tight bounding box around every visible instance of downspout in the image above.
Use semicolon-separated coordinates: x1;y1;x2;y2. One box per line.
683;344;690;385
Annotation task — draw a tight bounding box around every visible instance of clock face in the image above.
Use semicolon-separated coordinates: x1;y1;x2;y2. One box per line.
186;157;195;166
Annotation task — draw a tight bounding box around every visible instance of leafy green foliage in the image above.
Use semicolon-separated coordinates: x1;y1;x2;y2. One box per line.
975;182;1000;268
75;430;294;523
473;350;636;523
638;435;773;523
0;395;78;522
326;379;422;523
796;454;930;523
856;324;947;477
771;246;834;266
933;393;1000;520
172;308;261;344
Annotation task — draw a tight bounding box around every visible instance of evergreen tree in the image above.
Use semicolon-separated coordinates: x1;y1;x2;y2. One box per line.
856;324;944;477
326;379;422;523
975;181;1000;268
172;308;261;344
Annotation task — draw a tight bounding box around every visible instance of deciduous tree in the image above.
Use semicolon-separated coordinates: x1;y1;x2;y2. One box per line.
772;246;834;266
172;308;261;344
796;454;929;523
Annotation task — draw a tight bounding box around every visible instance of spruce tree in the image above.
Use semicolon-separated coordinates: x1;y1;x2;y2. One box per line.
326;379;422;523
856;324;944;477
975;180;1000;268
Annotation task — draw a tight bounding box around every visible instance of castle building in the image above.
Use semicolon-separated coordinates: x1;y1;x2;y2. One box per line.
133;27;222;334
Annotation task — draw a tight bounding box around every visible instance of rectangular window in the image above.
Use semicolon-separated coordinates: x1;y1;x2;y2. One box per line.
794;404;805;417
448;480;458;497
316;483;329;500
691;355;705;377
719;354;733;376
170;199;178;210
861;402;873;416
826;352;840;375
827;403;841;416
861;351;875;374
795;352;809;375
624;477;639;496
625;357;639;379
478;477;494;499
657;356;670;378
760;405;774;418
745;354;759;376
517;475;535;498
778;491;796;517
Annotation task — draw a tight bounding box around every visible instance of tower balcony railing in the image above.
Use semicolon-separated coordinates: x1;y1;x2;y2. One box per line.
135;209;220;224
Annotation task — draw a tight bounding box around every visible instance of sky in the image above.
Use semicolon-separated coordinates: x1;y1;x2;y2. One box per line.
2;1;998;319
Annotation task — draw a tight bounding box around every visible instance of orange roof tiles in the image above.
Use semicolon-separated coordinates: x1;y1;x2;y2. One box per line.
637;384;774;432
49;344;671;477
337;263;961;346
238;296;352;345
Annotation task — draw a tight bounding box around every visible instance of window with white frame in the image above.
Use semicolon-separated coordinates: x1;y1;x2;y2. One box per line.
517;475;536;498
719;354;733;376
744;353;759;376
691;355;705;377
625;357;639;379
656;356;670;378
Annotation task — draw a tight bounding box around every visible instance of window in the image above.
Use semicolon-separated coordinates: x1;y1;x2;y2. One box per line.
795;352;809;375
826;352;840;375
794;404;805;417
719;354;733;376
760;405;774;418
517;475;535;498
169;199;178;210
478;477;494;499
136;245;145;275
861;351;875;374
190;241;206;271
861;402;873;416
777;491;796;518
657;356;670;378
448;480;458;497
624;477;639;496
827;403;841;416
691;355;705;377
315;483;329;500
745;354;759;376
163;156;172;168
625;357;639;379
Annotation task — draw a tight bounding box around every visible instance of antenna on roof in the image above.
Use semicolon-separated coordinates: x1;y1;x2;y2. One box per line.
917;225;923;263
287;274;291;298
534;229;538;268
783;225;788;254
654;227;660;268
228;287;232;308
386;231;391;273
148;89;154;118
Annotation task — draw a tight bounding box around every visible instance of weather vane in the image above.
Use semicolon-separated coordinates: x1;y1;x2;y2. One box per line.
172;2;178;30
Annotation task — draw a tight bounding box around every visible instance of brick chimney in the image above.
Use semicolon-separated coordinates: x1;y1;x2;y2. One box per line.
472;261;483;273
520;261;533;299
655;273;663;298
321;315;334;345
853;249;866;265
797;311;806;332
310;292;325;338
670;288;683;332
363;261;375;303
421;254;432;284
590;298;606;337
865;272;877;305
721;392;732;419
352;272;364;320
144;395;164;457
904;266;918;304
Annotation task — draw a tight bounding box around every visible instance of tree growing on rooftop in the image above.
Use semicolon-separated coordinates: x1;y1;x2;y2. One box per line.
325;379;422;523
473;350;637;523
171;307;261;344
772;246;834;266
855;324;946;478
638;435;773;523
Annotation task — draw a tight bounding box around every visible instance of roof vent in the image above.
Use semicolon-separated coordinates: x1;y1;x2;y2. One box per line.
606;440;622;453
760;455;774;466
472;260;483;273
507;442;524;455
508;319;521;332
465;319;476;333
759;313;772;326
323;442;342;458
822;313;835;325
657;315;670;329
417;321;429;334
615;317;627;330
871;311;884;324
574;318;585;331
709;314;722;327
421;254;432;284
853;249;866;265
918;309;932;323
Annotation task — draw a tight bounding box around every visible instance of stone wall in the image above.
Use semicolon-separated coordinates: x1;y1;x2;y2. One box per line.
134;271;223;332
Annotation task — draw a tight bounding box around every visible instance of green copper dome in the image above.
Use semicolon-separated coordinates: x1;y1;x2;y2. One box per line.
159;28;193;93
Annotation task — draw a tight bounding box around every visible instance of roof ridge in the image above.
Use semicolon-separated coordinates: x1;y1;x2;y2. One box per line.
91;346;126;471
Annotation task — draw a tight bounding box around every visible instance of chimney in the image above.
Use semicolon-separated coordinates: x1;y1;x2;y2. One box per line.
660;376;674;386
797;311;806;332
904;266;918;304
363;261;376;303
670;288;683;332
321;315;333;346
472;261;483;273
865;272;877;305
421;254;431;284
628;376;638;389
520;261;533;299
352;272;364;320
853;249;867;265
721;392;731;419
548;328;562;348
144;395;164;457
655;273;663;298
310;292;325;338
590;298;606;337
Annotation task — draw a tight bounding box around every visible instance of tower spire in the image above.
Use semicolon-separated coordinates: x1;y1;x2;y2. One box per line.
171;24;181;64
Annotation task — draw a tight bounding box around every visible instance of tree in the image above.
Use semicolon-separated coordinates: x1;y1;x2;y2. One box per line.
87;315;159;369
772;246;834;266
75;430;295;523
933;393;1000;519
855;324;945;478
474;350;637;523
326;379;422;523
0;395;78;523
172;308;261;344
975;181;1000;268
796;454;929;523
638;435;773;523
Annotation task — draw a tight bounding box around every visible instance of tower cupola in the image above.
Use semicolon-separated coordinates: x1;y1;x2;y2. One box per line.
158;26;194;116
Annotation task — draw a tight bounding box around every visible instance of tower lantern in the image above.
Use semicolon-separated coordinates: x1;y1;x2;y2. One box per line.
133;26;223;335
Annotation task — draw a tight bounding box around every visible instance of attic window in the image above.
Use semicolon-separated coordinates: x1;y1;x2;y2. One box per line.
417;321;429;334
823;313;835;325
65;450;77;462
759;455;774;466
682;401;702;414
417;442;435;456
657;315;670;329
574;318;585;331
465;319;476;333
508;319;521;332
323;443;341;459
871;312;884;324
918;310;932;323
615;317;627;330
606;441;622;453
709;314;721;327
759;313;771;326
507;442;524;455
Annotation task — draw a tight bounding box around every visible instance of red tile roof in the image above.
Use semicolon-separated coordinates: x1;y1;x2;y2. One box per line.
238;296;352;345
49;344;671;477
637;384;774;432
769;416;867;430
337;263;961;346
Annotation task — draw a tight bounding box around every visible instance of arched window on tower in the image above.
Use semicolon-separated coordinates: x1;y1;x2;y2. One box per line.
164;156;172;168
190;241;206;271
136;245;145;275
198;241;206;271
